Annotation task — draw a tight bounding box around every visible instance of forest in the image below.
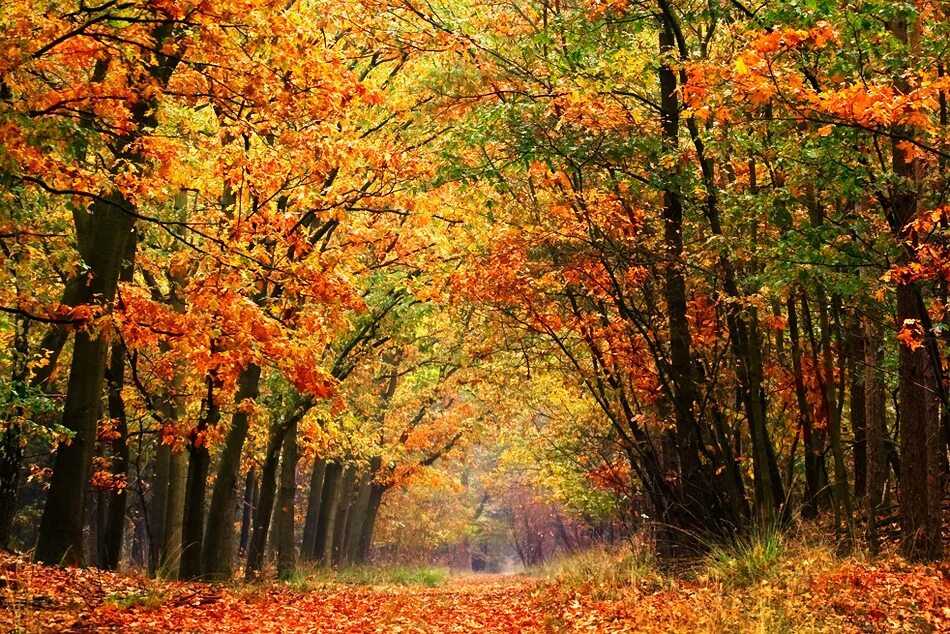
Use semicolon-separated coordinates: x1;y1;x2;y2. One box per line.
1;0;949;632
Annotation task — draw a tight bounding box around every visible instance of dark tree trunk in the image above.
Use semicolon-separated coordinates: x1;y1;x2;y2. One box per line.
239;468;257;557
100;235;136;570
202;364;261;579
358;481;387;565
35;195;136;565
245;420;291;579
313;460;342;564
33;24;179;565
787;293;820;518
330;465;357;566
300;458;327;561
276;421;298;580
819;291;854;539
657;22;730;535
865;316;887;554
896;287;943;560
0;314;30;548
179;444;210;579
850;329;868;501
101;339;130;570
888;11;944;563
179;375;221;579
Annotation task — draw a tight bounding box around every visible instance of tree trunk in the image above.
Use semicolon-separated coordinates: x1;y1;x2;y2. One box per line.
0;314;30;548
202;364;262;579
239;468;257;557
313;460;342;564
245;421;290;579
865;316;887;554
148;444;170;576
888;8;944;564
850;329;868;501
896;287;943;560
276;421;298;580
819;291;854;540
657;22;730;536
101;339;130;570
301;458;327;561
330;465;357;566
787;293;820;518
100;235;136;570
179;375;221;579
344;470;373;564
179;444;210;579
358;481;387;565
35;195;136;565
162;449;186;577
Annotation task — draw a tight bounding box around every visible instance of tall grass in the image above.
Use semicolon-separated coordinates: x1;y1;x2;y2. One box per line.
540;540;658;597
702;522;784;586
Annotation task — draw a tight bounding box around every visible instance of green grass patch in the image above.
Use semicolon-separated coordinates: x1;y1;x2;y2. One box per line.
287;564;449;590
103;588;164;610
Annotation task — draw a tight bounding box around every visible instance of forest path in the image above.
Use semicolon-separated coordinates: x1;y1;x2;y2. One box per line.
5;552;949;633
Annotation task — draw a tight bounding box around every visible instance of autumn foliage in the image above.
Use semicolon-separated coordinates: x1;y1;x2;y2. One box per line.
1;0;950;631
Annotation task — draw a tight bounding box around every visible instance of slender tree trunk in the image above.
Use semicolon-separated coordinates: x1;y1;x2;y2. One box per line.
313;461;342;564
788;293;820;518
819;291;854;540
0;314;30;548
865;316;887;554
179;374;221;579
657;23;728;535
201;364;261;579
239;468;257;557
101;340;130;570
276;421;298;580
850;329;868;501
301;458;327;561
245;421;290;579
148;445;170;576
100;235;136;570
35;195;136;565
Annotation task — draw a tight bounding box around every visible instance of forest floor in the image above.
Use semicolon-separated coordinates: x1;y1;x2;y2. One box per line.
2;550;950;633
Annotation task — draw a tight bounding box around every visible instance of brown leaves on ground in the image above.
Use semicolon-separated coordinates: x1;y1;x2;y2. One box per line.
2;552;949;633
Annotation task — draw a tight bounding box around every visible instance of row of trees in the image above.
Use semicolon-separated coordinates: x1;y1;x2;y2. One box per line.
400;0;948;560
0;0;480;578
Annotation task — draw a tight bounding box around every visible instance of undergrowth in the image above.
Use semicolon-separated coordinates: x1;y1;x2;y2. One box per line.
540;540;660;598
536;525;904;632
287;564;449;590
104;587;164;610
702;522;785;586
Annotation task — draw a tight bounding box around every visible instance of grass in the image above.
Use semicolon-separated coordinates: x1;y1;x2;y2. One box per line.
286;563;450;590
702;522;785;587
104;587;165;610
539;539;660;597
